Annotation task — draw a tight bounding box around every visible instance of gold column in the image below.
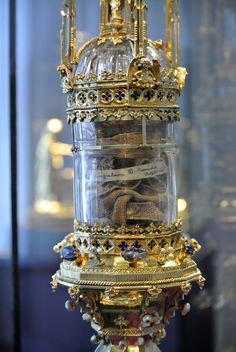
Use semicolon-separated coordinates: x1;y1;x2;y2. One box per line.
134;0;148;57
166;0;180;67
60;0;77;65
124;0;133;37
99;0;109;36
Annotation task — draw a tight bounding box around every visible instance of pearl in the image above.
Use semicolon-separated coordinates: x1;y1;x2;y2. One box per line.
82;313;92;321
142;314;152;323
119;340;126;347
65;300;75;312
53;245;59;252
167;253;174;261
161;328;166;338
90;335;99;344
181;303;191;316
138;337;144;346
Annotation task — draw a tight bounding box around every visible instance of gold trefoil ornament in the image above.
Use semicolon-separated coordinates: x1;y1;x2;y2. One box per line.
51;1;204;351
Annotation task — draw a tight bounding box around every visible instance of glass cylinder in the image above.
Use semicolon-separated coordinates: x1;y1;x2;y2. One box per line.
72;119;177;227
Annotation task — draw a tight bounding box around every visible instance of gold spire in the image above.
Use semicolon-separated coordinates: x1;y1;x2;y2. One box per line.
60;0;77;66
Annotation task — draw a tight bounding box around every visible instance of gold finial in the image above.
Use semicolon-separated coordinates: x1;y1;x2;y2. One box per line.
99;0;125;39
166;0;180;67
60;0;77;66
110;0;123;22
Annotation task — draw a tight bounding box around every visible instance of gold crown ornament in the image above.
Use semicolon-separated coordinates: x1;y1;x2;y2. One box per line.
51;1;204;351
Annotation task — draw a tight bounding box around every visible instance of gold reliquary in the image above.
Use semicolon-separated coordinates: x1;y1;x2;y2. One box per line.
51;1;204;351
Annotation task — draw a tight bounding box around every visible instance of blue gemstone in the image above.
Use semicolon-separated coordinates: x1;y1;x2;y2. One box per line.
185;245;194;255
133;241;141;249
61;246;78;260
119;241;128;251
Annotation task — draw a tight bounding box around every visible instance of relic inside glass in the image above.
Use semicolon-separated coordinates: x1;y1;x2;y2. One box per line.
51;1;205;351
73;120;177;227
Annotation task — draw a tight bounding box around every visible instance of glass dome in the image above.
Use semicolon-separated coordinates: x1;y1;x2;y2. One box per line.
75;38;170;78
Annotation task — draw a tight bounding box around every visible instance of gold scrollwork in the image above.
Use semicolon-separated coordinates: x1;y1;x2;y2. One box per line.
197;275;206;290
74;218;183;237
68;285;80;299
181;281;192;295
175;66;188;92
50;276;58;292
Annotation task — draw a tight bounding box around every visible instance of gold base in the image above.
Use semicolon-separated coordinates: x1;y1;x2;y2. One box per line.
51;220;204;349
95;341;161;352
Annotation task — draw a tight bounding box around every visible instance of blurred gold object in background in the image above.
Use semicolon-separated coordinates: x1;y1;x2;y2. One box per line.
33;118;73;222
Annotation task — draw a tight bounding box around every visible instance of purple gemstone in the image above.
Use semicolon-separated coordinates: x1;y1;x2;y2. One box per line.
122;246;147;261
